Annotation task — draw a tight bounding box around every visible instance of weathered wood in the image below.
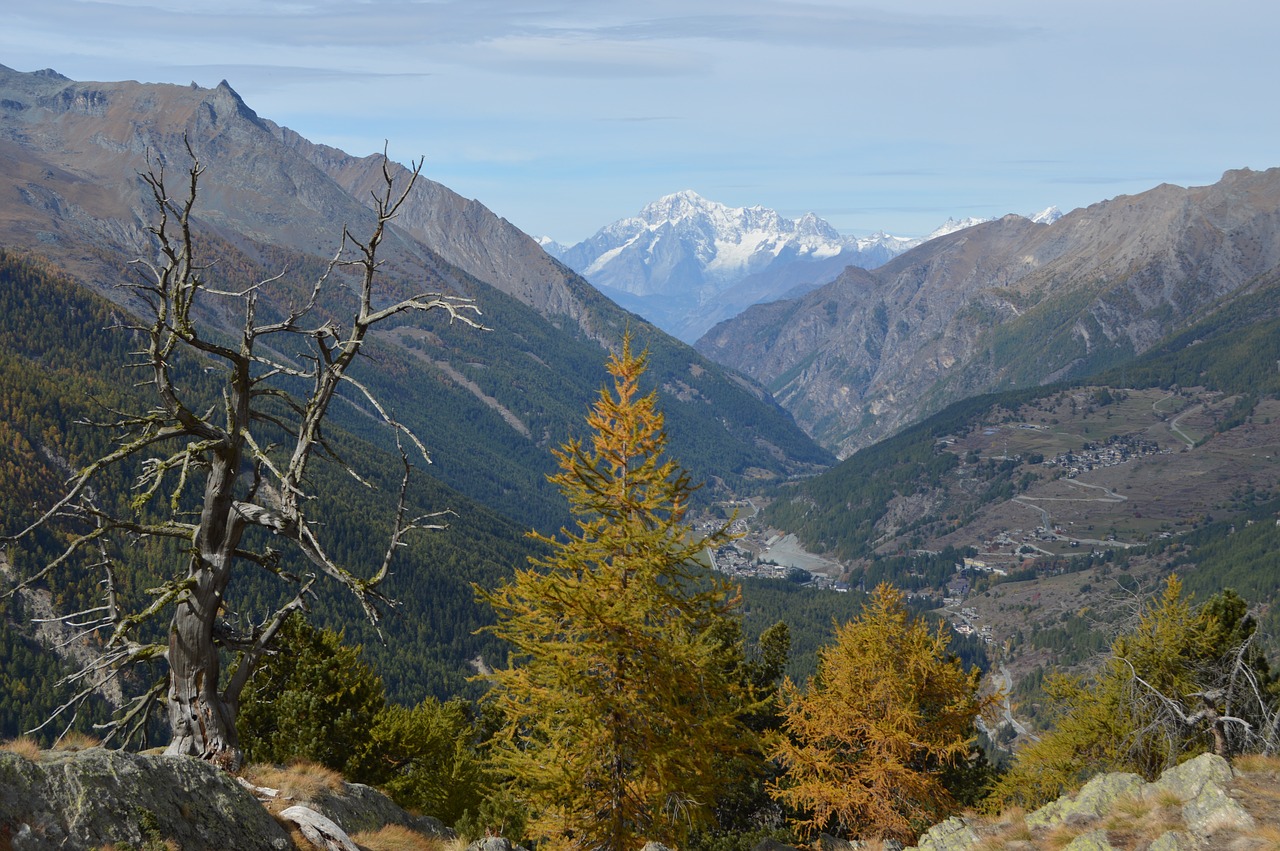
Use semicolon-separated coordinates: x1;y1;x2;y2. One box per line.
279;806;360;851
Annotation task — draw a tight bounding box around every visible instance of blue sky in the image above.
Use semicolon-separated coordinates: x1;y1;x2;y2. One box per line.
3;1;1277;244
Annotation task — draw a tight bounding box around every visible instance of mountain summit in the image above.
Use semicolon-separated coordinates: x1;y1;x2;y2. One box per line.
546;191;912;342
547;192;1062;343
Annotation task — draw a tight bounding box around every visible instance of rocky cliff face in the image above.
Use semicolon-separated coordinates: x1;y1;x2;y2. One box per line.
275;128;605;331
0;64;618;342
0;64;831;509
697;169;1280;456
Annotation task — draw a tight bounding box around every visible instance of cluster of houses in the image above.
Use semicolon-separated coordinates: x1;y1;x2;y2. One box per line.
1043;433;1166;477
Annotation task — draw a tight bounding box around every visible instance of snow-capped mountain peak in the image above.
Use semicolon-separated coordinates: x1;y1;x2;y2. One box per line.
1030;205;1064;225
546;192;1067;342
925;216;993;240
536;235;567;258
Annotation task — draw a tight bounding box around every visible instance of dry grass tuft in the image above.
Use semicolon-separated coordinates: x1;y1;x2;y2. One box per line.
350;824;451;851
1235;753;1280;775
974;812;1034;851
243;760;344;802
1244;823;1280;851
285;824;312;850
50;730;101;751
0;736;43;761
1042;823;1086;850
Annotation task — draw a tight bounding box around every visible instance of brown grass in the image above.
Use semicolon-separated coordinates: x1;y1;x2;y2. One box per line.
242;760;344;802
50;730;101;751
1244;823;1280;851
0;736;42;761
1235;753;1280;774
1042;824;1087;849
974;814;1034;851
1102;790;1183;847
350;824;451;851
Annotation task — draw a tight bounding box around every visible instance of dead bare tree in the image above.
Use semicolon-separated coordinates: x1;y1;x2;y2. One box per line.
2;140;481;769
1120;628;1280;762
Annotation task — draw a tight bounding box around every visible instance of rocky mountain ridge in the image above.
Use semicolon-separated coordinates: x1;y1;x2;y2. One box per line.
696;169;1280;456
0;63;830;510
545;192;1064;344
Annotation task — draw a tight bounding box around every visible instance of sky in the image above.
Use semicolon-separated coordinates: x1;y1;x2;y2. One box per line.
3;1;1277;245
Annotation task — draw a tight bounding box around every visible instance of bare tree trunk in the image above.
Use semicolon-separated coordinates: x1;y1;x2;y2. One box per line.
166;450;245;768
166;568;239;767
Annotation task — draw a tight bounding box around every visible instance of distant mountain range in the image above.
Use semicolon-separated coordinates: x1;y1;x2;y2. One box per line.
541;191;1062;342
695;169;1280;457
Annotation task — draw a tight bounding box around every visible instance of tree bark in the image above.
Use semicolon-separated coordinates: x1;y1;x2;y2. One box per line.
165;449;245;768
165;569;240;768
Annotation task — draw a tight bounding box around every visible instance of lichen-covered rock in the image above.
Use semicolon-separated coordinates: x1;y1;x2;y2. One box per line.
1061;829;1116;850
308;781;452;838
1147;831;1193;851
909;816;978;851
1181;780;1255;835
0;749;292;850
1026;771;1144;829
1147;753;1233;804
467;836;529;851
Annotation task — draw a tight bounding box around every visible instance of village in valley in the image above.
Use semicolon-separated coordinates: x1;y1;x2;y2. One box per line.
699;387;1280;654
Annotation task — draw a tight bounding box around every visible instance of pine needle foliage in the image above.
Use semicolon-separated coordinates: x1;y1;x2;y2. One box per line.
481;335;749;851
768;583;987;844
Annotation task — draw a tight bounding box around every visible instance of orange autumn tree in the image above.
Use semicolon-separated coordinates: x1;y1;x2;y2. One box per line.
768;583;988;844
482;335;749;851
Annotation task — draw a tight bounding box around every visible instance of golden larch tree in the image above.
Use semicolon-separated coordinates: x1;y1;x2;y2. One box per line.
768;583;987;844
481;335;750;851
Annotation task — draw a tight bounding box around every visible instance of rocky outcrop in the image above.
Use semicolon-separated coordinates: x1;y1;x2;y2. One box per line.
0;748;445;851
905;753;1265;851
0;748;291;850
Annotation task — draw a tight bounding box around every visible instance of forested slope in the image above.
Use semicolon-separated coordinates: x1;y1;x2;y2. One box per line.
0;250;535;719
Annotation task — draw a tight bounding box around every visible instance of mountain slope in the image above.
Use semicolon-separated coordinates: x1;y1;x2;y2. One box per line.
0;65;832;523
697;169;1280;456
763;274;1280;564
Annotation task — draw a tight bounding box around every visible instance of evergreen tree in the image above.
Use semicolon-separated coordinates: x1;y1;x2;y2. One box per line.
238;616;485;824
482;336;749;851
768;583;987;844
